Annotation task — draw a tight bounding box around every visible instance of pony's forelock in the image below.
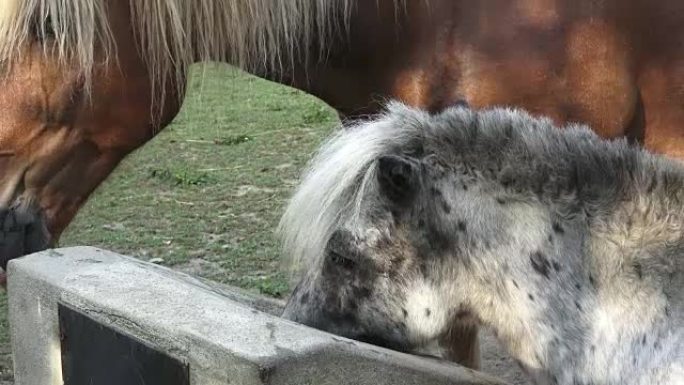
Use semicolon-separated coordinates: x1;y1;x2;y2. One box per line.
278;102;429;280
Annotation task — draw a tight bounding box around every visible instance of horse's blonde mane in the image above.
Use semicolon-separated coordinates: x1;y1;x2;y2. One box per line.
0;0;360;115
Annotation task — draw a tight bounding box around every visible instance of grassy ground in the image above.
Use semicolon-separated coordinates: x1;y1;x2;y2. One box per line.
0;63;339;381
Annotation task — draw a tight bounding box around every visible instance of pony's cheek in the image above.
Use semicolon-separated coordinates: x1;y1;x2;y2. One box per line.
402;283;449;340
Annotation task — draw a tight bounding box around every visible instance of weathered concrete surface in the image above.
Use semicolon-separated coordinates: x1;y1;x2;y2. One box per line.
193;277;529;385
209;281;530;385
7;246;509;385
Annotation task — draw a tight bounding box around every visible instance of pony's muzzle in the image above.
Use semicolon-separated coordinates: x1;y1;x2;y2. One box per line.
0;200;50;279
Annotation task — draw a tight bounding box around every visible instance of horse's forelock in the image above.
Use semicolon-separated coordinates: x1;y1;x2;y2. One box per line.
0;0;115;91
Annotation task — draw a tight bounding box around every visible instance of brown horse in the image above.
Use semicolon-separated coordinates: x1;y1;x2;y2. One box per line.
1;0;683;371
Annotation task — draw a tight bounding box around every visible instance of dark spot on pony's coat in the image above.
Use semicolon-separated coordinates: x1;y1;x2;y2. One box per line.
402;308;408;318
552;222;565;234
575;301;582;311
300;292;310;304
641;334;647;345
633;262;643;279
425;308;431;317
589;274;596;288
454;308;470;319
423;221;452;253
499;174;514;188
552;261;561;271
590;345;595;353
461;182;469;191
358;287;372;299
418;218;426;228
441;200;452;213
496;197;507;205
575;283;581;290
457;220;467;233
528;293;535;301
430;187;443;197
548;234;554;243
530;251;550;278
512;280;519;289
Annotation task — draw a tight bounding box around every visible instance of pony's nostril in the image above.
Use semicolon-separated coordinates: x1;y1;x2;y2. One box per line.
356;333;404;351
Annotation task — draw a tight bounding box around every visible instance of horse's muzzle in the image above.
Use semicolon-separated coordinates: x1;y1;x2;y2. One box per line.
0;200;50;281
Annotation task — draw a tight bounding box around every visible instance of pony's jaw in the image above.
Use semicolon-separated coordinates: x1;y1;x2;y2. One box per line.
402;280;452;342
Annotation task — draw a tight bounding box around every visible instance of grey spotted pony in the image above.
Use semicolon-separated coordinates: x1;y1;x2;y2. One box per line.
279;102;683;385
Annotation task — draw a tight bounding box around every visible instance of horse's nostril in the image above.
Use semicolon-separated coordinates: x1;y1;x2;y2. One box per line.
0;204;50;265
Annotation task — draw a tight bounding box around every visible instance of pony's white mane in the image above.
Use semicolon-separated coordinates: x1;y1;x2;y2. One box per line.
278;102;429;277
278;99;684;279
0;0;365;113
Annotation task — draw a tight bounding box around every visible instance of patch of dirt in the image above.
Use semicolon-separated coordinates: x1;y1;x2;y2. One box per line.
0;352;13;384
480;330;531;385
173;258;226;277
233;185;276;197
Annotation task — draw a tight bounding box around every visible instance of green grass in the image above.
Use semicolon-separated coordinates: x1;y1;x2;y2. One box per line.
0;63;339;381
62;63;338;290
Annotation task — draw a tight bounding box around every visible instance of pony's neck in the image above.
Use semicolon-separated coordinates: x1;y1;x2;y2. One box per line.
446;200;585;383
443;197;678;385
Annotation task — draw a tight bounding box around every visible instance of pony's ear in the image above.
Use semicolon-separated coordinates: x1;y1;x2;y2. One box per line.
377;155;420;205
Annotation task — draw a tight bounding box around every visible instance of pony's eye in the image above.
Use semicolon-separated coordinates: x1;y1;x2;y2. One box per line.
330;251;355;269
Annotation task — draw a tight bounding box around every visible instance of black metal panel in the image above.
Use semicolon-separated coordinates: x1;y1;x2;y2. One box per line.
58;304;190;385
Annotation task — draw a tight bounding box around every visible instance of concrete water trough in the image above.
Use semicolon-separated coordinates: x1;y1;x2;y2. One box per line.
6;247;525;385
